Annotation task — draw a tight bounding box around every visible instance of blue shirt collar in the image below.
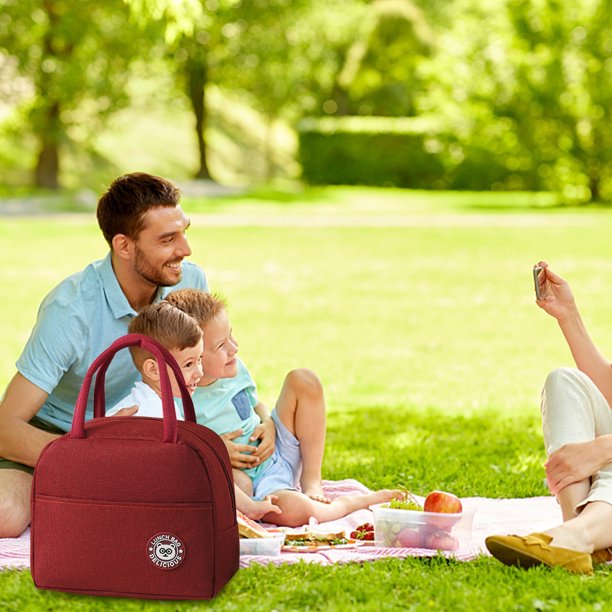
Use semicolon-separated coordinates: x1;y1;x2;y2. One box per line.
99;252;137;320
99;253;168;320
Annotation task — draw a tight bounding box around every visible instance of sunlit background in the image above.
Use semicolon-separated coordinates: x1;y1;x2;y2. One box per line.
0;0;609;203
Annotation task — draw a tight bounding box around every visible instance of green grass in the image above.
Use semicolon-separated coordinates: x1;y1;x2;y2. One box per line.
3;558;612;611
2;187;612;609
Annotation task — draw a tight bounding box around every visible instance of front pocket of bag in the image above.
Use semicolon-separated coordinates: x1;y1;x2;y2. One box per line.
32;496;215;599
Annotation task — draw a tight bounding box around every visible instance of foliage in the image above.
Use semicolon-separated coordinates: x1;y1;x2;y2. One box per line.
225;0;367;117
417;0;612;203
0;0;151;188
338;0;434;116
0;0;610;200
298;116;445;188
297;116;517;189
163;0;322;179
211;0;368;178
502;0;612;203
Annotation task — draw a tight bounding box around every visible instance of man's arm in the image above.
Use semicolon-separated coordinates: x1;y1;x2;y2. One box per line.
0;373;60;466
536;262;612;405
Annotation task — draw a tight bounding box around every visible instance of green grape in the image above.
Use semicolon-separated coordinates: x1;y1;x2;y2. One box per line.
382;487;424;511
385;499;423;511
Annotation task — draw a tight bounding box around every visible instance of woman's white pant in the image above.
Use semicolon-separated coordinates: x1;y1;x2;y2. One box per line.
541;367;612;509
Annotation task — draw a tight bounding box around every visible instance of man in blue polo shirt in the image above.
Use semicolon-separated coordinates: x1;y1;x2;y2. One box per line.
0;172;208;537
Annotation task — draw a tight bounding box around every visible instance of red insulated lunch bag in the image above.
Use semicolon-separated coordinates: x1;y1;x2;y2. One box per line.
30;333;239;599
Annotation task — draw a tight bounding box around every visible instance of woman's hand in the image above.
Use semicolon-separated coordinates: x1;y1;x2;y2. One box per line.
545;438;608;494
535;261;578;321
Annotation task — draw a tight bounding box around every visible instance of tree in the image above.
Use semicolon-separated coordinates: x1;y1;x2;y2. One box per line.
418;0;612;201
217;0;368;178
168;0;319;181
0;0;145;188
503;0;612;202
338;0;434;117
171;32;212;179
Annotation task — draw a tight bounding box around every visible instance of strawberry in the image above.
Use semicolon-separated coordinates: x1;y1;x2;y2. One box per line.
351;522;375;540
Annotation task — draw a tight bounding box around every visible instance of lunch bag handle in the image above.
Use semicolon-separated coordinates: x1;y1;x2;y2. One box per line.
70;333;197;443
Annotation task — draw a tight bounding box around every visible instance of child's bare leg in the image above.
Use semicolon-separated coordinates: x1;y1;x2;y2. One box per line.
275;368;327;501
262;488;401;528
233;468;253;496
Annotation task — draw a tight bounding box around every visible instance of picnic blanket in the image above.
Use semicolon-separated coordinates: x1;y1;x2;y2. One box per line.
0;479;561;571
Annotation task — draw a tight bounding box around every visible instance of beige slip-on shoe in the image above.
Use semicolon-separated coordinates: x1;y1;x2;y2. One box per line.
592;547;612;565
485;532;593;575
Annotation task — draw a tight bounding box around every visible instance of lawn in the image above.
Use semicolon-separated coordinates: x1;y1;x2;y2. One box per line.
1;186;612;610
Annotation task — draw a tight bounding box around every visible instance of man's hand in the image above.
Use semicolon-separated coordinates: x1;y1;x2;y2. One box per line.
109;405;139;417
535;261;578;321
545;439;606;494
249;418;276;463
221;429;260;469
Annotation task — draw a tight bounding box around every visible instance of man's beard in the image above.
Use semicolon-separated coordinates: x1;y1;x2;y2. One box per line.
134;245;182;287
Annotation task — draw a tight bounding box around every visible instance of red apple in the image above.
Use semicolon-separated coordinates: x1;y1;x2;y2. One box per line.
396;527;423;548
423;491;463;530
424;529;459;551
423;490;462;514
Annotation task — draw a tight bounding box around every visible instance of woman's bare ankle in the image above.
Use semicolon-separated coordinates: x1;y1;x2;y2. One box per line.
545;526;592;553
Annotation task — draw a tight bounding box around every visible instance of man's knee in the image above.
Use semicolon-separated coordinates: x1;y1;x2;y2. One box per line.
285;368;323;399
0;472;32;537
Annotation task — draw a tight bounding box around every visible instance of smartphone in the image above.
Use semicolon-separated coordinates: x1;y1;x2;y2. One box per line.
533;266;543;299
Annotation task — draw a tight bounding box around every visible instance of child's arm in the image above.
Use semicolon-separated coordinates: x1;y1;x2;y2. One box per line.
249;401;276;463
234;485;281;520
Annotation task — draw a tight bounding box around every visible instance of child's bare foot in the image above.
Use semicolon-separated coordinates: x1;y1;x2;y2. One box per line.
308;493;332;504
368;489;403;506
302;481;331;504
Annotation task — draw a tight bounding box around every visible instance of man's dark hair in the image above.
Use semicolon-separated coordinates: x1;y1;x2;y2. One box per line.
97;172;181;247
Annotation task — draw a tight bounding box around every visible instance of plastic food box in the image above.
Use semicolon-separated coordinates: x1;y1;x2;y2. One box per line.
239;534;285;556
372;505;475;551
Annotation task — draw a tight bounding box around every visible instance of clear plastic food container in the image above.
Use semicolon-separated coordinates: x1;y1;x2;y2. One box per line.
239;535;285;556
372;505;475;551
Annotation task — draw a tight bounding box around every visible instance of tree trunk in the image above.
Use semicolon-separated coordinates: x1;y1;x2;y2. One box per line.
590;175;600;203
186;59;212;180
264;118;276;182
34;0;65;189
331;82;351;116
34;102;61;189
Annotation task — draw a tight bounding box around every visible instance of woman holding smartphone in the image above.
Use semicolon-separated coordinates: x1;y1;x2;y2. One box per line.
486;261;612;574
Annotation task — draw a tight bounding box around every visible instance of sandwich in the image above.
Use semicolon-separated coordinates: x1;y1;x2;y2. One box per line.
283;530;349;547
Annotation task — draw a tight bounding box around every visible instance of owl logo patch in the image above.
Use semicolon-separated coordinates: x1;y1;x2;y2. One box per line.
147;533;185;570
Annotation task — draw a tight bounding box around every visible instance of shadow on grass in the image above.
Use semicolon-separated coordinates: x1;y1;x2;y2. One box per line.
324;405;548;499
